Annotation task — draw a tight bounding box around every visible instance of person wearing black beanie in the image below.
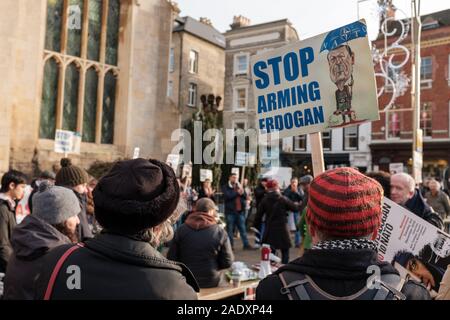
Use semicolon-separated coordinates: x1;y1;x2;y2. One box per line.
55;158;93;241
34;158;199;300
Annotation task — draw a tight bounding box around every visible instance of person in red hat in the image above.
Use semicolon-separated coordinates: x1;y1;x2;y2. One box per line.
256;167;431;300
255;179;301;264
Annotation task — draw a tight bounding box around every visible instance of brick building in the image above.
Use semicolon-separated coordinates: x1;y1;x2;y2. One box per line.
371;8;450;179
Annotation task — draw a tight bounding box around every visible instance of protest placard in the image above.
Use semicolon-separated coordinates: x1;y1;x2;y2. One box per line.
375;198;450;294
200;169;213;182
54;129;81;155
251;19;379;139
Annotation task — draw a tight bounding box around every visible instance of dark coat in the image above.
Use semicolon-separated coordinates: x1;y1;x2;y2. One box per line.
222;183;247;215
283;186;304;205
33;232;199;300
256;248;431;300
254;184;266;208
257;191;300;250
3;215;71;300
405;189;444;229
72;191;94;241
197;188;215;203
167;222;234;288
0;199;16;273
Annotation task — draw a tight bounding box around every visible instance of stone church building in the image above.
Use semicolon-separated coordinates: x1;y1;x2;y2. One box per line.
0;0;180;175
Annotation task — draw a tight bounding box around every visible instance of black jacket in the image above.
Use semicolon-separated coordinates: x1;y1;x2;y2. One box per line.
283;187;304;205
222;183;247;215
0;199;16;273
254;184;266;208
34;232;199;300
256;192;300;250
167;223;234;288
405;189;444;229
4;215;71;300
72;191;94;241
197;188;215;203
256;248;431;300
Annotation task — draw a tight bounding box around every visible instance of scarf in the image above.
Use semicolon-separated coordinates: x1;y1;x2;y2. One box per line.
185;211;217;230
0;193;16;210
311;238;377;251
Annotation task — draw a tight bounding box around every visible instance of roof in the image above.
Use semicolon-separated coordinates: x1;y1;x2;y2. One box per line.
173;16;226;48
375;8;450;41
224;19;293;35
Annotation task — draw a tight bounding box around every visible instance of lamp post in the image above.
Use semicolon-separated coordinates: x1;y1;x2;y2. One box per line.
411;0;423;183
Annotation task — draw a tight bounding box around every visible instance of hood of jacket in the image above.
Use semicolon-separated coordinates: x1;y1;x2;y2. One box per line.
275;248;398;280
11;214;71;260
185;211;217;230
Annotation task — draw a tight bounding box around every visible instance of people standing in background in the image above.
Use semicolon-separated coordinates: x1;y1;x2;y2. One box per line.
425;179;450;232
256;179;300;264
55;158;93;241
198;179;215;203
168;198;233;288
283;178;304;248
0;170;28;274
390;173;443;229
222;174;253;250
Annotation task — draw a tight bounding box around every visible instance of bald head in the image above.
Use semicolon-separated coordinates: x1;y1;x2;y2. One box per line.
390;173;416;205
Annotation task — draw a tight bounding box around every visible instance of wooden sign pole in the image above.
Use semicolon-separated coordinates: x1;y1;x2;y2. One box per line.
309;132;325;177
240;165;246;186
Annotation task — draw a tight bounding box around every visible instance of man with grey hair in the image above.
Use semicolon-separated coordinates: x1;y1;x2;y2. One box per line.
391;173;443;229
425;179;450;229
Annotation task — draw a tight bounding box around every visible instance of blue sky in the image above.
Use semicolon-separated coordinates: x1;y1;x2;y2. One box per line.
176;0;450;40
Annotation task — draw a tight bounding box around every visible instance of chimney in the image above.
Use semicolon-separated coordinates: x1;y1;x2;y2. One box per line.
230;15;251;29
199;17;213;27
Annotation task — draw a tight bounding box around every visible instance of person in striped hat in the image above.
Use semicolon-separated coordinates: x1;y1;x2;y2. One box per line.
256;167;430;300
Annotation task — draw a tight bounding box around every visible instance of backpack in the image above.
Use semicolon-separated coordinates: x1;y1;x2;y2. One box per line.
278;271;406;300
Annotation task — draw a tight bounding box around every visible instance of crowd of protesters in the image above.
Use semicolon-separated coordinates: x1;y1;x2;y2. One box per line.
0;158;450;300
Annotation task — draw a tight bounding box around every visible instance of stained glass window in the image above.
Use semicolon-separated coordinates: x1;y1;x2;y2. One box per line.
87;0;102;61
83;68;98;142
42;0;120;144
106;0;120;65
40;58;59;139
62;63;80;132
66;0;84;57
101;72;117;144
45;0;64;52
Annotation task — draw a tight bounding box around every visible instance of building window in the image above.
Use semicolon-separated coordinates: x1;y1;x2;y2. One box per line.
421;103;432;137
387;105;401;139
233;86;248;111
343;126;358;150
40;0;120;144
232;120;247;131
234;53;249;75
189;50;199;74
167;81;173;97
188;83;197;107
448;54;450;86
169;48;175;73
322;131;332;150
294;135;307;151
421;57;432;88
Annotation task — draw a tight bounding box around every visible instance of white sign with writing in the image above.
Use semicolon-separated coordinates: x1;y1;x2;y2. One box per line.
251;20;379;139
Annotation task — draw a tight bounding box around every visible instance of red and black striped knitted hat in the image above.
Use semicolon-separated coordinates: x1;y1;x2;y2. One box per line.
306;167;384;238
